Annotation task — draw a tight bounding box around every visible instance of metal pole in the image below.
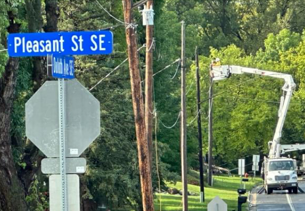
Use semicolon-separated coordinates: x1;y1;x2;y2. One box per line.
238;203;242;211
58;78;67;211
181;20;188;211
195;47;204;202
208;76;213;186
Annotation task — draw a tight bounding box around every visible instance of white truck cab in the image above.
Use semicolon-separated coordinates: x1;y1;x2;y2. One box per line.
263;157;298;194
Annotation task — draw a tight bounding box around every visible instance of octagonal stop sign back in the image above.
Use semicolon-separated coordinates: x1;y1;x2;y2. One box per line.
26;79;100;157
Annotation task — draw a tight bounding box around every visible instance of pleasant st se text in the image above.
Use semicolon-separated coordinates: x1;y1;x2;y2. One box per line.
13;34;106;53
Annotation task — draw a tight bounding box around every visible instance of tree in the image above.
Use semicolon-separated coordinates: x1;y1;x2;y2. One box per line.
0;1;28;210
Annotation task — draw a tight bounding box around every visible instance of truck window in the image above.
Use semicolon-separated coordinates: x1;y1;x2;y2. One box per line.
269;161;294;171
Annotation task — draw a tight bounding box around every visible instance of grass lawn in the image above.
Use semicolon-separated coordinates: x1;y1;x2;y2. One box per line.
154;174;262;211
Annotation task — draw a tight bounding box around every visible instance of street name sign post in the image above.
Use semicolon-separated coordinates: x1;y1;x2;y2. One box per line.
58;77;67;211
52;54;75;208
13;30;113;211
50;175;80;211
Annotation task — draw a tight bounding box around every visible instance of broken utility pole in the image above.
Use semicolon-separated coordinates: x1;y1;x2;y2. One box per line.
122;1;154;210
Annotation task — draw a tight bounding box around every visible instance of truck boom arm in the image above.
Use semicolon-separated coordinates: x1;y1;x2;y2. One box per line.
281;144;305;154
211;65;296;158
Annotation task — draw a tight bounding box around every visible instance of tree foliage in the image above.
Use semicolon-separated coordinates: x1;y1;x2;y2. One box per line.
2;0;305;210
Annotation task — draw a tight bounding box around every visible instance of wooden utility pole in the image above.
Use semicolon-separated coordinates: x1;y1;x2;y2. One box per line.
195;47;205;202
145;0;154;166
180;21;188;211
208;75;213;186
122;1;154;210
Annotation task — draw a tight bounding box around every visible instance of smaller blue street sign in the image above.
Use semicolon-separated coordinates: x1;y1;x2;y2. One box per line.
52;55;75;79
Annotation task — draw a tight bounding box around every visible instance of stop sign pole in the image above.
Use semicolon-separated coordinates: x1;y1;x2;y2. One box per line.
58;78;67;211
53;55;76;211
9;30;113;211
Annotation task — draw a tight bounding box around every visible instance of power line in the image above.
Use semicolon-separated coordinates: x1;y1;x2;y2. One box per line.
186;81;194;95
133;0;149;8
89;58;128;91
200;77;257;104
228;96;280;104
159;111;181;129
95;0;137;29
95;0;125;25
170;59;181;79
153;59;180;77
147;38;155;52
89;44;146;91
187;109;200;127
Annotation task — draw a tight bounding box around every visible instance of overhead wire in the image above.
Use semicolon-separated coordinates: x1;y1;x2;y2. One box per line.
95;0;125;25
89;44;146;91
200;77;258;104
95;0;137;29
159;111;181;129
170;59;181;79
229;96;280;104
185;81;194;95
153;59;180;77
147;38;155;52
154;113;162;211
186;109;200;127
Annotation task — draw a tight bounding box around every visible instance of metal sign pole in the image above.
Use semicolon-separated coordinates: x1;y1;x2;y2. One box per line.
58;78;67;211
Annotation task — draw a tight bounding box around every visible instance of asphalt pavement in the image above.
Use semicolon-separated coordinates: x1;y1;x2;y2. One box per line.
249;179;305;211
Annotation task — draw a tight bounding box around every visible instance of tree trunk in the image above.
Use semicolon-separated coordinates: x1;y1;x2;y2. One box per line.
0;10;27;210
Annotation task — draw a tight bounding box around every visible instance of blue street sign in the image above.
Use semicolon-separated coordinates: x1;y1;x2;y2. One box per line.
52;55;75;79
8;31;113;57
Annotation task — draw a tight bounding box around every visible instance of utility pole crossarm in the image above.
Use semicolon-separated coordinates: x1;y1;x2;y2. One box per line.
133;0;149;8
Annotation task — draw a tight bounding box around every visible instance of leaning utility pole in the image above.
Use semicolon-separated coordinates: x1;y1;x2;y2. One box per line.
144;0;154;165
208;72;213;186
180;21;188;211
195;47;205;202
122;1;154;210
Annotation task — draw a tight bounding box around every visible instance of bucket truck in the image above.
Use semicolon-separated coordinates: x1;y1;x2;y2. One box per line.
211;63;305;194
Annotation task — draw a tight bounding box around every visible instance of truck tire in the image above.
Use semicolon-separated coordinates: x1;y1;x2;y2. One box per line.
293;187;298;194
266;186;272;194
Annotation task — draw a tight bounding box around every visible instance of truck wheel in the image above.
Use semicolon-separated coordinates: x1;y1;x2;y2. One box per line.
293;187;298;194
288;188;292;193
266;186;272;194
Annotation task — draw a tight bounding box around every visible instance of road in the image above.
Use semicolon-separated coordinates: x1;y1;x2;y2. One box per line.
249;180;305;211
